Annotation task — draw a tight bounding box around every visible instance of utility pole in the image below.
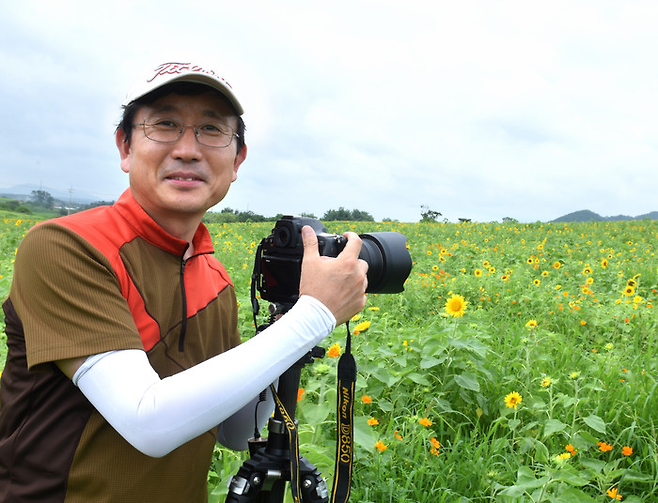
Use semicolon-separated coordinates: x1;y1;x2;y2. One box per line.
68;186;74;215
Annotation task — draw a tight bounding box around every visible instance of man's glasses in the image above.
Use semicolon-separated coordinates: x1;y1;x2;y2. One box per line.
134;117;239;148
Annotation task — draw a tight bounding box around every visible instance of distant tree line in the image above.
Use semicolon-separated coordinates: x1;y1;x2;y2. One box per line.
203;208;270;224
0;191;117;217
203;206;376;224
0;198;34;214
1;190;380;223
321;207;374;221
0;190;59;215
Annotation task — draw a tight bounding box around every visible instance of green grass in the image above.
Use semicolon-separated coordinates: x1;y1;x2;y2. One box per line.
1;218;657;502
0;216;39;363
0;206;61;221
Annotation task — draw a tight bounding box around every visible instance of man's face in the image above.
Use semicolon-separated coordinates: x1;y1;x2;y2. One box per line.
116;91;247;229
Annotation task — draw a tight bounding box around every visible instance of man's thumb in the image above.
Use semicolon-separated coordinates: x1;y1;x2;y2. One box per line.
301;226;319;257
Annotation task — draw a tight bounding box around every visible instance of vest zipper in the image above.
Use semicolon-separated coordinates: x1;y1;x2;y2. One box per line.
178;257;188;352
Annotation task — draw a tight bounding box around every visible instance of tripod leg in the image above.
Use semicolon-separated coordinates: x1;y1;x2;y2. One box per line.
298;457;329;503
225;351;329;503
225;453;283;503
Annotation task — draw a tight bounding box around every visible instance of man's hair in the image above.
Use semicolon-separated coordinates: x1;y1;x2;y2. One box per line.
116;82;246;152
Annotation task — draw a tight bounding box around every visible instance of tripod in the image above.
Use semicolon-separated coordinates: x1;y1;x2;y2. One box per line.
225;323;329;503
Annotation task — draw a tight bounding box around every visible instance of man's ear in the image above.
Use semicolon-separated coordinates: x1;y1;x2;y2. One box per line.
232;144;247;182
116;129;131;173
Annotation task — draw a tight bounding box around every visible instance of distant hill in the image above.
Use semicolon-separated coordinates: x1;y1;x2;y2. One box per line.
552;210;658;223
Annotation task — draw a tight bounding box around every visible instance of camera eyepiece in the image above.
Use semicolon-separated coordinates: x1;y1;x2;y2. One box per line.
274;226;291;248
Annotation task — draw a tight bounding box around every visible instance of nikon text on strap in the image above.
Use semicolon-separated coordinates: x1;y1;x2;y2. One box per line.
331;322;356;503
269;321;356;502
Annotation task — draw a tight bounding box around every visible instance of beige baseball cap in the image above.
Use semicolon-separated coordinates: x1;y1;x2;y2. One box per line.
123;61;244;115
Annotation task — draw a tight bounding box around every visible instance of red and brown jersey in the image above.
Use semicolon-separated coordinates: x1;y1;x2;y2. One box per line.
0;189;240;502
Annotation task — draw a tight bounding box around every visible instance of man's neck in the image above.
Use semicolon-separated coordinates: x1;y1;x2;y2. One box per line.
162;219;199;260
183;242;195;260
142;208;202;258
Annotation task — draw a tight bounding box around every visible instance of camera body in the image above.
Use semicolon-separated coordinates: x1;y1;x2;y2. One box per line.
254;216;412;305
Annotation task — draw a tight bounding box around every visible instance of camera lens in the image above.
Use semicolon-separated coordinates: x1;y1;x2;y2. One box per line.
358;232;412;293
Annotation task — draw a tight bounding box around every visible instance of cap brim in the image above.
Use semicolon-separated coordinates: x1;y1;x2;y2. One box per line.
123;68;244;115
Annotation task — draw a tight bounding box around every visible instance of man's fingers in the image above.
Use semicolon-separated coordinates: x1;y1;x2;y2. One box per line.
341;232;363;257
343;233;369;277
298;227;369;325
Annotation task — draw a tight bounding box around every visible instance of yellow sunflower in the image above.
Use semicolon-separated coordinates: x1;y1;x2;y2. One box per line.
504;391;523;410
352;320;371;334
445;294;467;317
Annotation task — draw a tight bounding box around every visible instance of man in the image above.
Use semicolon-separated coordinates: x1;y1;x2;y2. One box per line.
0;61;368;502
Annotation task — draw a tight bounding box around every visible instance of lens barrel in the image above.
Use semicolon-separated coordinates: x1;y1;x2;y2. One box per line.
359;232;412;293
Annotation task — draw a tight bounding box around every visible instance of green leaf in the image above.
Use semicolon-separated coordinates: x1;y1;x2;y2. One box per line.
508;418;521;430
419;356;443;369
578;430;600;444
580;458;605;473
499;466;549;497
353;415;375;453
620;496;646;503
454;371;480;391
377;399;393;413
516;466;549;489
582;414;606;434
406;372;431;385
372;368;401;387
603;459;623;476
520;437;549;464
433;397;455;413
622;469;654;483
552;463;590;486
543;418;568;438
422;339;447;357
301;402;331;425
554;487;597;502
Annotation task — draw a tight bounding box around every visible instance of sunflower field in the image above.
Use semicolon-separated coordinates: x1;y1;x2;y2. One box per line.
1;216;657;502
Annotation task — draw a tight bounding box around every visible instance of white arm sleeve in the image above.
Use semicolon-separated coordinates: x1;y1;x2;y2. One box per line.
72;295;335;458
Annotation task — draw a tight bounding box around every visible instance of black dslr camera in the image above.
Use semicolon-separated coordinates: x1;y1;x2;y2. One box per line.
253;216;413;305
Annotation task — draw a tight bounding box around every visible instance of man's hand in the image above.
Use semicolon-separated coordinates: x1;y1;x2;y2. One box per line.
299;225;368;325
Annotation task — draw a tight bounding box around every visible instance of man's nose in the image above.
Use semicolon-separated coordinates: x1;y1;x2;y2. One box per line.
171;126;202;160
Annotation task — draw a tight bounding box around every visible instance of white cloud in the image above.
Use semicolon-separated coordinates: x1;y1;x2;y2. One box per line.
1;1;657;222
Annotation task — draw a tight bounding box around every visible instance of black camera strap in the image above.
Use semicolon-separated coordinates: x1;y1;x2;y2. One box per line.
269;383;303;503
331;322;356;503
268;322;356;503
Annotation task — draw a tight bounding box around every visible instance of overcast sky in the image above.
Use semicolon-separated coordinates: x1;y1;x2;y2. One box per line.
2;1;657;222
